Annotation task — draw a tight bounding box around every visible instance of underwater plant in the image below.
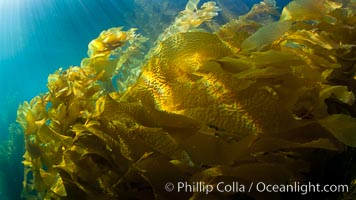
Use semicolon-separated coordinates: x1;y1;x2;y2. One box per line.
0;123;24;200
16;0;356;199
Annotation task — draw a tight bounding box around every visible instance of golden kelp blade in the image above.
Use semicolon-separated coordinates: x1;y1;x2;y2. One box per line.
157;0;221;42
39;169;67;197
319;114;356;147
280;0;342;21
240;20;292;52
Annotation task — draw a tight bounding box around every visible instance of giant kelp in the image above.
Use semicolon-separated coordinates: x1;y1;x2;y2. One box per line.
17;0;356;199
0;123;24;200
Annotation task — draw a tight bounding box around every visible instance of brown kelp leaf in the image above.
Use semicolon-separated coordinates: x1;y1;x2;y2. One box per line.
216;56;252;73
134;157;191;200
81;55;117;81
233;66;291;80
101;94;200;129
87;27;137;57
25;110;37;134
39;169;67;197
320;85;355;106
319;114;356;147
241;20;292;52
249;136;341;153
281;0;342;21
94;96;106;117
37;124;72;157
17;97;47;134
184;127;340;167
300;138;341;150
106;120;149;161
152;32;232;74
285;30;338;50
72;123;120;157
54;150;78;175
249;50;305;68
136;126;193;165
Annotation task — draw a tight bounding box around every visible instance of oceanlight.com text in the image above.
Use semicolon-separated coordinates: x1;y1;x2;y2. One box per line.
255;182;348;195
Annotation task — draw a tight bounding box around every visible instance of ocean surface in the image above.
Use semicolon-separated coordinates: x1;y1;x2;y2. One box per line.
3;0;354;200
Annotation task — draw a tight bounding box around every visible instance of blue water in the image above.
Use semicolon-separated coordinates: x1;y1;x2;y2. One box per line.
0;0;290;199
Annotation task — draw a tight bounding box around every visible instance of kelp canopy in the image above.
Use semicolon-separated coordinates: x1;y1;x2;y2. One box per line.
17;0;356;199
